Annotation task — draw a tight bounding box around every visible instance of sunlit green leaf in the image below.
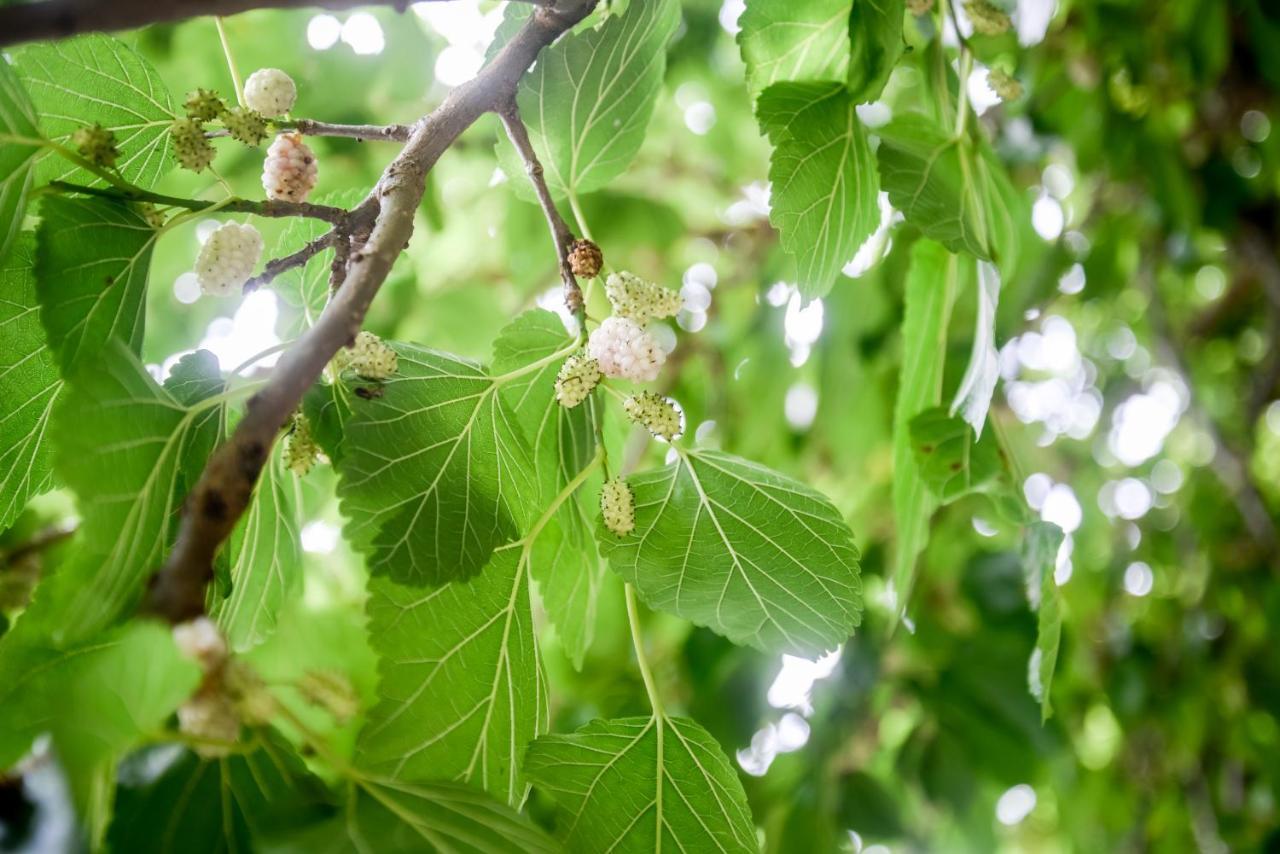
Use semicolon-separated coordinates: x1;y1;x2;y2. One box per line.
0;61;40;261
35;195;156;373
599;448;862;656
15;35;174;189
356;545;547;805
848;0;905;103
0;234;61;529
738;0;852;95
758;81;879;298
525;715;757;853
1023;521;1065;722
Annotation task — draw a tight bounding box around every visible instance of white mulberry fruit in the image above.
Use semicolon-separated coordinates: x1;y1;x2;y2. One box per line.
170;117;216;172
196;222;263;296
262;132;318;203
284;412;320;476
342;331;398;380
965;0;1012;35
177;691;240;756
605;271;683;324
601;478;636;536
587;316;665;382
988;68;1023;101
555;353;601;408
71;123;119;168
184;88;227;122
172;616;228;672
243;68;297;118
624;392;683;441
223;105;268;146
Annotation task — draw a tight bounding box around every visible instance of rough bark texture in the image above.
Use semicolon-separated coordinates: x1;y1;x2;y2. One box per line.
143;1;597;622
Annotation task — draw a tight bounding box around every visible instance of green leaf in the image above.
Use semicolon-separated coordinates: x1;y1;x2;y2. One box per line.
758;82;879;299
525;715;757;853
847;0;905;103
490;310;605;668
15;35;175;189
110;731;330;853
332;342;538;586
1023;521;1066;722
876;113;996;260
0;61;40;261
0;233;62;529
356;545;547;805
890;240;960;624
0;620;199;809
599;448;862;657
45;342;222;643
738;0;852;96
908;406;1005;503
261;777;561;854
35;195;157;372
949;259;1001;434
503;0;680;198
213;447;303;653
272;190;363;338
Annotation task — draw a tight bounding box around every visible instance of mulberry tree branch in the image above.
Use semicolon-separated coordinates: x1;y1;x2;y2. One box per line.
206;120;414;142
46;180;349;225
144;0;598;624
0;0;550;48
497;100;584;315
244;231;337;293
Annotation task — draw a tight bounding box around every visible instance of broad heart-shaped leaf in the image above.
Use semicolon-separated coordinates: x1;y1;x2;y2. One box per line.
599;448;862;657
356;545;547;805
758;82;879;299
110;731;330;853
890;240;960;626
261;777;560;854
1023;521;1065;722
525;715;757;853
0;62;40;262
212;447;303;653
847;0;905;103
0;234;62;529
332;342;538;586
501;0;679;199
44;342;221;644
908;407;1005;503
15;35;175;189
491;310;605;668
36;195;157;373
0;619;198;818
738;0;852;96
876;112;997;260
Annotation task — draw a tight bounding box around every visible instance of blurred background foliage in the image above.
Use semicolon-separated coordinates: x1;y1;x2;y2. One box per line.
3;0;1280;851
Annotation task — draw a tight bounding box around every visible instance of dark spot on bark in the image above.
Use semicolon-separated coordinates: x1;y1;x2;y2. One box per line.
246;392;264;411
202;490;228;521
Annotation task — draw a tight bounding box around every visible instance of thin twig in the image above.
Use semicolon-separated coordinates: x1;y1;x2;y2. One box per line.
47;180;349;225
497;100;584;316
244;231;337;293
206;120;414;143
143;1;600;624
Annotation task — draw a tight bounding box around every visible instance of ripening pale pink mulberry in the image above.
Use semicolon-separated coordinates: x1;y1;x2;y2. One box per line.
262;132;318;203
243;68;297;117
587;317;665;382
196;222;263;296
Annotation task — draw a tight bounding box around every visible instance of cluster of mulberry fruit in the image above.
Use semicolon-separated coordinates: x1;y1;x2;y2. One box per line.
169;68;298;173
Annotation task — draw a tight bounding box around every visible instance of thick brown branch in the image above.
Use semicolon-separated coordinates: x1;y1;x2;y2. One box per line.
497;100;584;315
244;231;337;293
143;0;598;624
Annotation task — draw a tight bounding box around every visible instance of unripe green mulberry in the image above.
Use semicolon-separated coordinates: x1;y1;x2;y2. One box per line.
185;88;227;121
170;117;216;172
988;68;1023;101
965;0;1012;35
71;123;119;168
624;392;683;441
605;271;683;324
223;105;268;146
344;331;398;380
555;353;601;408
284;413;320;476
601;477;636;537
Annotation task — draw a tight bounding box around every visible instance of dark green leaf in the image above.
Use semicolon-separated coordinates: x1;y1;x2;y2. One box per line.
847;0;905;103
908;406;1005;503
